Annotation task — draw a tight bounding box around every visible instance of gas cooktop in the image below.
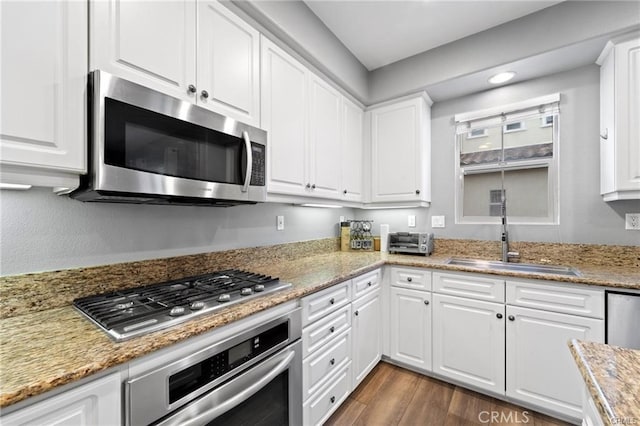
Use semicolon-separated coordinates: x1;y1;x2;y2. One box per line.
73;269;291;341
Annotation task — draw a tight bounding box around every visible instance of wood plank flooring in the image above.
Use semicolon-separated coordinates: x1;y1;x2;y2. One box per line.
325;362;570;426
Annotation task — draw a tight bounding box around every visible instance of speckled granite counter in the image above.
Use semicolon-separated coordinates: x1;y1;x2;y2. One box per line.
1;240;638;410
569;340;640;425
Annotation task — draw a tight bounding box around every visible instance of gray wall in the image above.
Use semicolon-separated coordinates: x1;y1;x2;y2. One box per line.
357;64;640;245
368;1;640;103
0;189;353;276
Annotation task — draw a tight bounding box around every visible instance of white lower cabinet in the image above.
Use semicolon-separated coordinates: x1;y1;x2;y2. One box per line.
506;305;604;419
432;293;506;395
1;372;121;426
351;289;382;387
303;363;352;426
388;286;432;371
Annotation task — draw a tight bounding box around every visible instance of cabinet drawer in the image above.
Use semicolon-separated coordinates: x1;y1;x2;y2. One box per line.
303;362;351;426
302;304;351;358
302;329;351;402
353;269;381;300
506;280;604;318
390;267;431;291
433;272;504;302
301;280;351;326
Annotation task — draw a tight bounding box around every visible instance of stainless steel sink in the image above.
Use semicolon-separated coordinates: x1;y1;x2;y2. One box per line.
444;258;581;277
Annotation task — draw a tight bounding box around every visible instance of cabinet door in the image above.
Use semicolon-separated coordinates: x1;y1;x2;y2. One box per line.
308;74;342;199
506;305;604;420
261;37;308;196
432;293;505;394
341;98;364;202
90;0;196;101
352;291;381;388
370;97;429;203
1;373;121;426
197;1;260;126
599;46;616;195
388;287;432;371
0;1;86;175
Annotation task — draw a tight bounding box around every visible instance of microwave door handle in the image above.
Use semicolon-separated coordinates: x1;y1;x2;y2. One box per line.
241;131;252;193
177;350;296;426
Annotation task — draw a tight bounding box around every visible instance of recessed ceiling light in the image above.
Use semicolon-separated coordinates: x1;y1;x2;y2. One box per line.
488;71;516;85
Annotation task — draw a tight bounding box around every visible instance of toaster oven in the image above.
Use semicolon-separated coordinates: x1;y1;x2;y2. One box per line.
388;232;434;255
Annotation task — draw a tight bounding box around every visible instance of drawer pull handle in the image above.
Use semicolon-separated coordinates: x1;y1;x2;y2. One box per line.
330;396;336;404
367;281;372;287
508;315;515;321
496;313;503;319
424;300;429;305
355;310;359;316
330;326;335;333
329;298;335;305
330;358;335;365
407;277;413;282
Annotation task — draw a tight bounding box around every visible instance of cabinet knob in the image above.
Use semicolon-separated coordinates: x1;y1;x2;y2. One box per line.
496;313;503;319
416;189;421;195
407;277;413;282
424;300;429;305
343;189;348;194
311;184;316;189
330;396;336;404
306;183;311;189
329;297;335;305
600;128;608;140
329;326;335;333
330;358;335;365
355;310;359;316
508;315;515;321
367;281;372;287
201;90;209;99
188;84;197;94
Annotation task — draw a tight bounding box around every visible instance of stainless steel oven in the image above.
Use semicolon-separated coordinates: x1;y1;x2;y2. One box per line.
126;309;302;425
71;70;267;206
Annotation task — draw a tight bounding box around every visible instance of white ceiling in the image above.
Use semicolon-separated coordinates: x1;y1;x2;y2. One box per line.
304;0;563;71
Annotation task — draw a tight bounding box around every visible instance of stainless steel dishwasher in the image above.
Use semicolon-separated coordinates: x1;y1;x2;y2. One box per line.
606;291;640;349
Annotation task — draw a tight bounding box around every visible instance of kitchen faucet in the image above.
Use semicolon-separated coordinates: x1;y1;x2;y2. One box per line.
501;195;520;263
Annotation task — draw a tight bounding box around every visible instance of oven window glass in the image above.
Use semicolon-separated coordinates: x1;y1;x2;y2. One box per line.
207;371;288;426
104;98;247;185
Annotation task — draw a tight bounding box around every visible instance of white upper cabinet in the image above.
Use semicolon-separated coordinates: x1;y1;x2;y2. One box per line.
197;1;260;126
90;0;197;102
0;0;87;189
367;94;432;206
308;73;342;199
597;32;640;201
341;98;364;202
90;0;260;126
261;36;309;196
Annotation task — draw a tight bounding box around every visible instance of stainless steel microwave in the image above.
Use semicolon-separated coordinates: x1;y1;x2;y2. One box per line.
71;71;267;206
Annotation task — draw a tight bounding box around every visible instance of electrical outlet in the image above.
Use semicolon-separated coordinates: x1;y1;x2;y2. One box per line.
625;213;640;230
432;215;445;228
276;215;284;231
408;215;416;227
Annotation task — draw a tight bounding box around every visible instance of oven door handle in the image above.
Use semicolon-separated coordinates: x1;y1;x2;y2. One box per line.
241;131;252;193
174;349;295;426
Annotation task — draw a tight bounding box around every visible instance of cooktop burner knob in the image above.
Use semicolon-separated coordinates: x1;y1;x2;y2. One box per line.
241;288;253;296
169;306;186;317
218;294;231;302
254;284;265;292
190;301;205;310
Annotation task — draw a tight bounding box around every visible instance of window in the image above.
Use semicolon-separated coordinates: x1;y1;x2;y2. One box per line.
454;94;560;225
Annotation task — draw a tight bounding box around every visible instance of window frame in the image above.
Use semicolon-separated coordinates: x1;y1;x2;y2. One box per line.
454;97;560;226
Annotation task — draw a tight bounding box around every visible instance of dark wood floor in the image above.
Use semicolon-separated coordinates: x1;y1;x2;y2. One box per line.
325;362;570;426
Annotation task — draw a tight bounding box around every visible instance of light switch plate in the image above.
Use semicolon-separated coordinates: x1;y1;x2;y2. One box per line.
432;215;445;228
408;215;416;227
276;215;284;231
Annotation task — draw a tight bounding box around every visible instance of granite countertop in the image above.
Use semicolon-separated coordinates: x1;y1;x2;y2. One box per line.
569;340;640;425
1;249;639;410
